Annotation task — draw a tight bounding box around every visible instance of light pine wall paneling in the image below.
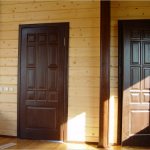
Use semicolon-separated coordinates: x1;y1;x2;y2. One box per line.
69;76;99;88
69;56;100;67
0;76;17;85
0;103;17;112
0;111;17;120
0;49;18;58
0;129;16;136
0;1;99;14
0;40;18;49
0;1;100;141
69;48;100;57
0;18;100;31
111;1;150;7
69;96;99;108
0;120;17;131
0;58;17;67
0;93;17;103
69;67;99;77
0;9;99;23
0;67;17;76
0;28;99;40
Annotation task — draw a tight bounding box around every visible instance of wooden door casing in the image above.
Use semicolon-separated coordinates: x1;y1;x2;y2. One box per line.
18;23;69;141
119;20;150;146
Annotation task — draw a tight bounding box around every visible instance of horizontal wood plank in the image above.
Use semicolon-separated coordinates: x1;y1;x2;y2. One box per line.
110;47;118;57
0;49;18;58
0;58;17;67
69;96;99;107
69;76;99;88
110;78;118;88
69;48;100;57
111;7;150;18
0;111;17;121
110;57;118;67
0;28;100;40
70;28;100;38
111;1;150;7
70;37;100;48
69;87;99;97
0;120;17;131
0;67;17;75
110;67;118;77
0;40;18;49
68;107;99;118
0;129;17;136
69;67;100;77
0;1;99;14
0;76;17;85
0;31;18;40
0;18;100;31
0;93;17;103
69;56;99;67
0;9;99;23
0;103;17;112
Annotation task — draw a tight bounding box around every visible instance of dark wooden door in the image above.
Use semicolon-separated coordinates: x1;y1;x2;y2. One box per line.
18;23;69;140
121;21;150;146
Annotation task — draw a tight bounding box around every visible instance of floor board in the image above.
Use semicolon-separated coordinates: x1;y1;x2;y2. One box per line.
0;137;149;150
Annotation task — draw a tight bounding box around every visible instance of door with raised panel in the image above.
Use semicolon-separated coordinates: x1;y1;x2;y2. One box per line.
18;23;69;140
121;21;150;146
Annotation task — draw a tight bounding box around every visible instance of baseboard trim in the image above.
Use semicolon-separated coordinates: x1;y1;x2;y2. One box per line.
0;135;17;138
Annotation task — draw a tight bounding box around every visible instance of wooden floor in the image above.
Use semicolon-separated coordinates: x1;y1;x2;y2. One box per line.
0;137;149;150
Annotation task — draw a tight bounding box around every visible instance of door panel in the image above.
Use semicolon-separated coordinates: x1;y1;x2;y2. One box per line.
121;21;150;146
19;23;69;140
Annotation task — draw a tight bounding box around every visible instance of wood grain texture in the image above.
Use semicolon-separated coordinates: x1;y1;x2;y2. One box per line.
0;1;100;142
99;0;110;148
0;1;99;14
110;1;150;145
0;136;144;149
0;94;17;103
0;137;100;149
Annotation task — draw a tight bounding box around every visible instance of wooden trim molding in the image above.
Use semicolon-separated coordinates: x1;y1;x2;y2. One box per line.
98;0;110;148
117;21;123;145
0;135;17;138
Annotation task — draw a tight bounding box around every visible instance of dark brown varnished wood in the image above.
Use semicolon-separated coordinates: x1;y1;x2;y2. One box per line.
118;21;124;145
99;0;110;148
18;23;69;141
119;20;150;147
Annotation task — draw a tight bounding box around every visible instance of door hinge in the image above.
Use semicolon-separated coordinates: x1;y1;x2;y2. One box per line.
64;37;66;46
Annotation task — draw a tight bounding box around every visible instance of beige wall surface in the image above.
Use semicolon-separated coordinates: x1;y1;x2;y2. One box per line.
0;1;100;142
110;1;150;144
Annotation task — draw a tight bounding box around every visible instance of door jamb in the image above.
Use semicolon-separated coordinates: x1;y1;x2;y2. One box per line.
118;20;124;145
17;23;69;141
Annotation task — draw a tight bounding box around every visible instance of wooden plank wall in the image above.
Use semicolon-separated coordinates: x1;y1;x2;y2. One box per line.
110;1;150;144
0;1;100;142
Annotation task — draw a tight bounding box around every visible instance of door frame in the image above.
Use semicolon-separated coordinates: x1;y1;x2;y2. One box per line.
17;22;69;141
118;19;150;145
118;20;124;145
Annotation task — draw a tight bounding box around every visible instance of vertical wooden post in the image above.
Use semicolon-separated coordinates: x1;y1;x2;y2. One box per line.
99;0;110;148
